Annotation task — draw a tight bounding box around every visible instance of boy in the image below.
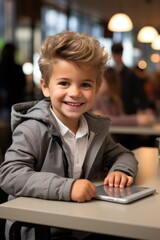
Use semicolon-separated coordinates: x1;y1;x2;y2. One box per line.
0;31;138;240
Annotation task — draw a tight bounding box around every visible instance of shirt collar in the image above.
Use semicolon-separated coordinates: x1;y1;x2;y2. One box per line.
50;107;89;138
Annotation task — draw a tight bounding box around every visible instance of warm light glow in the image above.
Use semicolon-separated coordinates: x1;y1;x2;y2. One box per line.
151;35;160;50
108;13;133;32
150;53;160;63
22;62;33;75
138;60;147;69
137;26;158;43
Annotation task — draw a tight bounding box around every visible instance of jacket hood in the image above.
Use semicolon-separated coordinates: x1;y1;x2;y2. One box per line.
11;98;111;135
11;99;53;132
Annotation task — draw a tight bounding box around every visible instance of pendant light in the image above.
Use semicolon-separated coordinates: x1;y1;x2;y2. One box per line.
137;26;158;43
151;0;160;50
151;35;160;50
137;0;158;43
108;13;133;32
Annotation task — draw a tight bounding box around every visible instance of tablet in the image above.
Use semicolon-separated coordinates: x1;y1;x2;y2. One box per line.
95;184;156;204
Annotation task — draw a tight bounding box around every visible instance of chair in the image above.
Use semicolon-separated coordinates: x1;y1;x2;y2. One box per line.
9;221;50;240
0;187;8;240
9;221;79;240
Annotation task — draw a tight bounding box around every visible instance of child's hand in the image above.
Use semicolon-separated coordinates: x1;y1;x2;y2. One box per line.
71;179;96;202
104;171;133;188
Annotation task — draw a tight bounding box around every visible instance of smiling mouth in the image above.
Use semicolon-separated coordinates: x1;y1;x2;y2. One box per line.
64;101;84;106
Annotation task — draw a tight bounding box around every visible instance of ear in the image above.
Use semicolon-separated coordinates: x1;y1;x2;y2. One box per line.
40;79;50;97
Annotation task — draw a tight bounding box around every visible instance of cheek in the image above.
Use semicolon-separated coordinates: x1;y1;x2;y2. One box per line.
50;89;64;100
86;91;96;103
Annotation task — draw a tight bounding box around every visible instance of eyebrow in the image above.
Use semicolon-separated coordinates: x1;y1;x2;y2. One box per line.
56;78;94;82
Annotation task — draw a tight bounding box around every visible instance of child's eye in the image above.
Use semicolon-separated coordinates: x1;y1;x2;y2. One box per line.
81;82;93;88
58;81;69;87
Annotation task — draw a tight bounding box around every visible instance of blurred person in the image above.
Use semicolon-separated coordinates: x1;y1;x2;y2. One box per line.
151;71;160;119
111;43;152;115
153;71;160;99
0;43;26;121
92;67;156;126
133;65;156;110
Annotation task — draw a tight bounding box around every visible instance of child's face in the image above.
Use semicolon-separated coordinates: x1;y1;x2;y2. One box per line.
41;59;98;131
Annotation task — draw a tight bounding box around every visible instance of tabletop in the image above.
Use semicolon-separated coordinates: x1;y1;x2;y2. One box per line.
109;123;160;136
0;147;160;240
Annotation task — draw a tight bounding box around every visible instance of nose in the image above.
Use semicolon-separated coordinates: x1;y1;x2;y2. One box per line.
68;85;81;97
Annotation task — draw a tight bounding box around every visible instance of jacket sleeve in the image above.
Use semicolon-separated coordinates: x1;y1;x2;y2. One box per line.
108;151;138;178
102;134;138;179
0;122;75;201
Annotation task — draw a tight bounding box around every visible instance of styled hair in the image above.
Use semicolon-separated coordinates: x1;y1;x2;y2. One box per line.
38;31;108;86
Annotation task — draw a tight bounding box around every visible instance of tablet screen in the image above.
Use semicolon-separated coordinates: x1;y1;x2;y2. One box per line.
95;184;156;203
101;185;144;198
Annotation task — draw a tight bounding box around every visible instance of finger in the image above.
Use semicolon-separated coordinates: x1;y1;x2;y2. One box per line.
126;176;134;187
119;175;128;188
77;196;87;203
114;174;121;187
85;191;94;201
90;183;96;195
119;175;133;188
79;183;96;202
106;174;115;187
81;189;95;202
87;183;96;198
103;176;109;185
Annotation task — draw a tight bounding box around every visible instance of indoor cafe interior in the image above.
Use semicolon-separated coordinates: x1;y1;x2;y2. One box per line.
1;1;160;239
1;0;160;156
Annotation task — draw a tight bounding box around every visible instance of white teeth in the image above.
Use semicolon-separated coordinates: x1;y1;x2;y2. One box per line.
67;102;81;106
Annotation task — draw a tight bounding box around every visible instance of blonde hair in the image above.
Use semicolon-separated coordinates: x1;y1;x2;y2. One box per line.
38;31;108;86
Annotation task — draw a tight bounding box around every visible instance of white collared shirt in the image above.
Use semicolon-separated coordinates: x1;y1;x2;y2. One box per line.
50;108;90;178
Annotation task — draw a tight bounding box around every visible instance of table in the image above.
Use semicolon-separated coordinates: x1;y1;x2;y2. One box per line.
0;147;160;240
109;124;160;136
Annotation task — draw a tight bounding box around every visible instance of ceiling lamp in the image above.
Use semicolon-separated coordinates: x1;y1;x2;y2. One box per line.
108;13;133;32
151;35;160;50
137;26;158;43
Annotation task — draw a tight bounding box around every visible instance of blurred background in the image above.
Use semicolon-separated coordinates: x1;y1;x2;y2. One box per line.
1;0;160;89
1;0;160;157
1;2;160;238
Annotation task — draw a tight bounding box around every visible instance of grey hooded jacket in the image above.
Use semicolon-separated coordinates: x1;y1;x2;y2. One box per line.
0;99;138;201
